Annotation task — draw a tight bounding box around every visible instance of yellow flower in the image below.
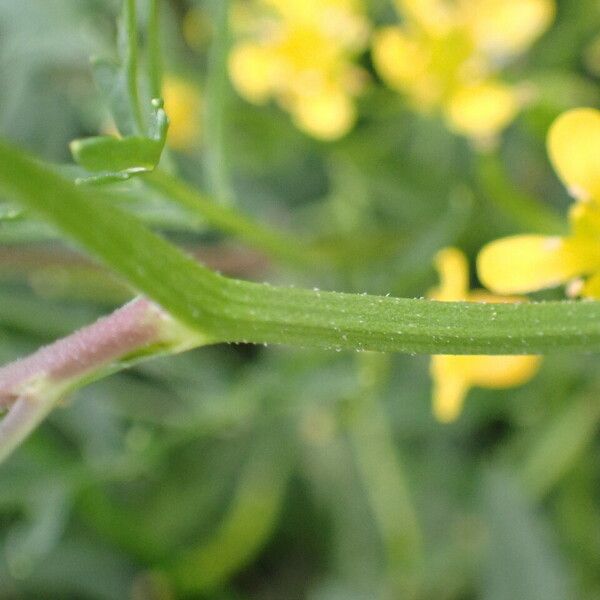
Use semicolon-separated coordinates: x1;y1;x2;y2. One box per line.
465;0;555;57
429;248;540;422
228;0;369;140
478;108;600;299
162;75;202;151
444;80;521;141
372;0;554;145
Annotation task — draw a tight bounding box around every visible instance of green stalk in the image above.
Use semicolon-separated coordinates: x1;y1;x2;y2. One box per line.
147;0;162;99
120;0;145;132
3;139;600;355
203;0;234;205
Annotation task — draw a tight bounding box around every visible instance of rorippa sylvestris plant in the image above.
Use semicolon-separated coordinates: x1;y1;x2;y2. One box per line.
372;0;555;146
3;0;600;596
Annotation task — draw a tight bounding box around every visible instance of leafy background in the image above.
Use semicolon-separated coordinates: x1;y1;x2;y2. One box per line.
1;0;600;598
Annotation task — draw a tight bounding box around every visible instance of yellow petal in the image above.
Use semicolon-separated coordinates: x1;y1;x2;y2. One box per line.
430;352;540;423
547;108;600;202
468;290;524;304
467;355;541;389
291;88;355;140
568;202;600;238
477;234;600;294
319;2;370;51
228;43;276;104
444;81;520;141
371;27;429;92
468;0;554;57
429;247;469;301
430;355;471;422
261;0;367;43
162;76;202;150
395;0;456;35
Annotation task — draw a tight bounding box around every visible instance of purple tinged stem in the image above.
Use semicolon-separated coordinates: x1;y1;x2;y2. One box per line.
0;297;187;462
0;298;161;408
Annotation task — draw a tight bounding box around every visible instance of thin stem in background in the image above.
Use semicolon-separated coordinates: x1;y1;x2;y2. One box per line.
203;0;235;205
121;0;145;132
147;0;163;100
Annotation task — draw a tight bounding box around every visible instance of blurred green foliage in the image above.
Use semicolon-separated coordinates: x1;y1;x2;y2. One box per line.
1;0;600;598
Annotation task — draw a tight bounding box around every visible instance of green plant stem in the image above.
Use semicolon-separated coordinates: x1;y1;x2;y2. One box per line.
147;0;162;99
144;169;319;267
203;0;234;205
3;139;600;355
121;0;144;132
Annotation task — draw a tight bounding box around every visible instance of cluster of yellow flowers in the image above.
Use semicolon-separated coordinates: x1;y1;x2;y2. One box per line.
228;0;370;141
373;0;554;144
226;0;554;143
431;107;600;422
162;0;555;145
